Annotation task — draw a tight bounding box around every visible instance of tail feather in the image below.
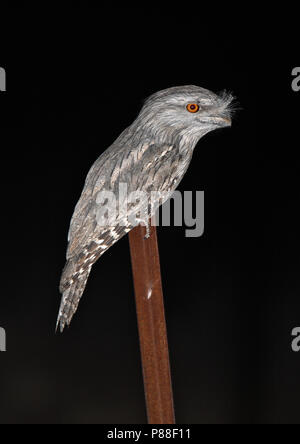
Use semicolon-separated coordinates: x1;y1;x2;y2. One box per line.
57;225;133;332
57;260;92;332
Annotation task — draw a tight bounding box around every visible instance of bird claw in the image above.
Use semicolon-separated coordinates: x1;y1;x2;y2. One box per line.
135;217;151;239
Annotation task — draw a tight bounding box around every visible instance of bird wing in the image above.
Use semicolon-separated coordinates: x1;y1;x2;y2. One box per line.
65;140;182;260
65;143;125;259
58;141;184;331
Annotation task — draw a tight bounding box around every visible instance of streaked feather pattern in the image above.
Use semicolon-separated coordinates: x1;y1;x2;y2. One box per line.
57;85;233;331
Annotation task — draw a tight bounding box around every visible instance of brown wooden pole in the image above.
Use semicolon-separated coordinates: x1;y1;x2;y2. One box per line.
129;222;175;424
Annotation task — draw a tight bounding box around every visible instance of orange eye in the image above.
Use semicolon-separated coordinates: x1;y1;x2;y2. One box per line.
186;103;199;113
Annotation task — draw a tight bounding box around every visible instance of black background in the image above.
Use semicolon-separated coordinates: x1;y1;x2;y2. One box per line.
0;8;299;424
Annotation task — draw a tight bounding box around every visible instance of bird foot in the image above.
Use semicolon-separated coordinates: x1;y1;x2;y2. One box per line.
135;217;151;239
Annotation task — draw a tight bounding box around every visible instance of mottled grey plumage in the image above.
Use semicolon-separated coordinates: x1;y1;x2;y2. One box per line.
57;85;233;331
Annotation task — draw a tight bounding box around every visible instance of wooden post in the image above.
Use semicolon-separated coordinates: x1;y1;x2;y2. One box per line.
129;223;175;424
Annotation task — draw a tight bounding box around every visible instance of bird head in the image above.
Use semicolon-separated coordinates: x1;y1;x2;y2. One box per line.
134;85;234;147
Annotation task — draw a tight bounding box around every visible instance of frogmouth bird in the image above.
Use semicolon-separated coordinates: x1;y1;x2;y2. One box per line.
57;85;233;331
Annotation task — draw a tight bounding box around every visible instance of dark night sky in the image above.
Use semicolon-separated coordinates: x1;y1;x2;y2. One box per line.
0;9;299;424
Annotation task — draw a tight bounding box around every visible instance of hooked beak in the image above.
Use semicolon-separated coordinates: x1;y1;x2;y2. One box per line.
199;115;232;127
218;116;232;127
